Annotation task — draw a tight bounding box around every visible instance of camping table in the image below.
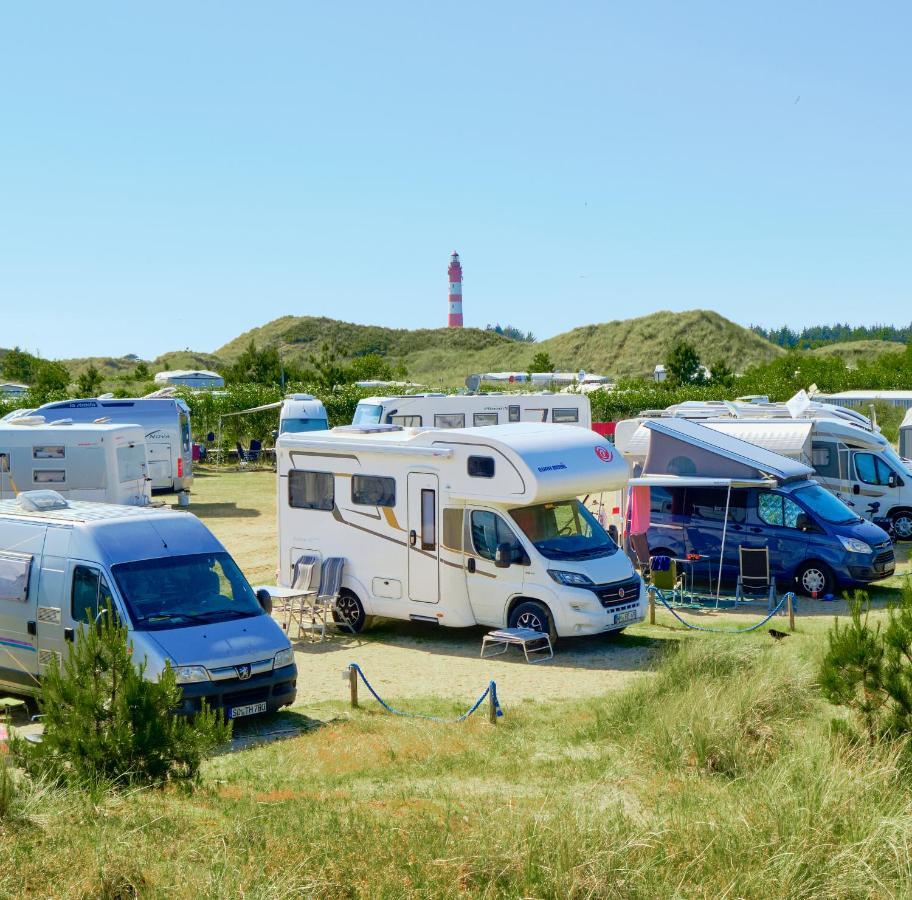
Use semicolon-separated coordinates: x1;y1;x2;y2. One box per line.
252;584;317;632
671;555;712;598
481;628;553;663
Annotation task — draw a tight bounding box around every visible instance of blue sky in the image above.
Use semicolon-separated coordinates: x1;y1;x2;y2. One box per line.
1;2;909;360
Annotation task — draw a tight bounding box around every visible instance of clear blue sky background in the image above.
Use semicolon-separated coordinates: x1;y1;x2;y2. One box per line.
1;2;909;360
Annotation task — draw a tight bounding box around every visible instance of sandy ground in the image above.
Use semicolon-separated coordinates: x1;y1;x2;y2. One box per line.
175;466;912;706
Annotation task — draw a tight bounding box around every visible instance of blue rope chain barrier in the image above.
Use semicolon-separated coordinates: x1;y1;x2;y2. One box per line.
348;663;503;721
648;586;794;634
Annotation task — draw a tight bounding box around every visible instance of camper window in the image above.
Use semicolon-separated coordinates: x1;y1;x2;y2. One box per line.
391;415;422;427
434;413;465;429
552;408;579;424
0;454;8;473
471;511;521;561
473;413;498;426
508;406;520;423
420;490;436;550
467;456;495;478
758;492;804;529
811;441;841;478
33;445;65;460
0;553;32;603
288;470;334;510
71;565;114;624
33;470;65;484
352;474;396;507
685;488;747;524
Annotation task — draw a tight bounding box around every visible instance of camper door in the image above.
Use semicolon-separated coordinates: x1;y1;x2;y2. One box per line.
463;507;525;626
407;473;439;603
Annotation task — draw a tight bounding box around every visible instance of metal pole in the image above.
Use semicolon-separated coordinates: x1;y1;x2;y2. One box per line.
349;665;358;708
716;483;731;600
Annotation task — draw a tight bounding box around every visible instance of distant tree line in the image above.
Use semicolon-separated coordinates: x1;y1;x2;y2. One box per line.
485;323;536;343
751;323;912;349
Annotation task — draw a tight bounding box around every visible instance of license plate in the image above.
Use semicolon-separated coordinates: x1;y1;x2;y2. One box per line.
229;701;267;719
614;610;639;625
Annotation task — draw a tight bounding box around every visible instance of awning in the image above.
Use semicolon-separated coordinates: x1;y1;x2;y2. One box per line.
629;475;775;488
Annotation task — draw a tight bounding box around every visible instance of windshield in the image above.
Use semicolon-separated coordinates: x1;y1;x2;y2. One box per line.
280;417;329;434
883;446;912;477
510;499;617;561
352;403;382;425
793;483;860;525
112;551;263;631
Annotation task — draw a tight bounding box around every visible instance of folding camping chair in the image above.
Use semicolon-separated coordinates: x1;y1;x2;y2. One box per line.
649;555;684;603
308;557;345;642
735;546;777;610
247;439;262;464
284;553;320;638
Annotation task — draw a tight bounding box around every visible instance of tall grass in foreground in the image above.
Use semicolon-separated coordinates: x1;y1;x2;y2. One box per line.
4;636;912;897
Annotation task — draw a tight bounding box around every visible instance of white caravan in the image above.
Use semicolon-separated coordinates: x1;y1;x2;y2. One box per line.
279;394;329;434
617;407;912;540
352;393;592;430
276;422;642;639
0;420;151;506
0;491;295;717
31;397;193;492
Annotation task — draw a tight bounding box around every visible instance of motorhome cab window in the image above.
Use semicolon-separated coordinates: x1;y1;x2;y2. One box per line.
434;413;465;429
117;444;146;483
467;456;495;478
112;552;262;631
758;492;805;529
471;511;521;561
473;413;498;426
552;408;579;424
391;415;422;427
33;445;65;459
351;474;396;507
33;470;65;484
510;500;616;561
420;490;436;549
71;565;114;624
508;405;520;423
288;470;334;510
855;453;894;486
352;403;383;425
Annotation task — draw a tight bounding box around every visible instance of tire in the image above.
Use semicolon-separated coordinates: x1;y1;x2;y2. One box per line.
508;600;558;644
332;589;368;633
891;510;912;542
796;562;834;598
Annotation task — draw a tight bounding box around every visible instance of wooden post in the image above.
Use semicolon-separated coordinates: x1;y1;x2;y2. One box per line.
349;665;358;708
787;594;795;632
649;589;656;625
488;686;497;725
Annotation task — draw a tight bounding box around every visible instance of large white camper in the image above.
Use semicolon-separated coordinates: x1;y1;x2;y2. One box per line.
352;392;592;430
279;394;329;434
276;422;642;639
617;404;912;540
0;420;151;506
30;397;193;492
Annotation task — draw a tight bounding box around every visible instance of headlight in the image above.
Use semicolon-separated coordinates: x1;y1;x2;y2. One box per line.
548;569;594;587
839;536;872;554
273;647;295;669
173;665;210;684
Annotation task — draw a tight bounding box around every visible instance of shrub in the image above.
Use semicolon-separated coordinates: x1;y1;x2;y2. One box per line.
17;606;230;787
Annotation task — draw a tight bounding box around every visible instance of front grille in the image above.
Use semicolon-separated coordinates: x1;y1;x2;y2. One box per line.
592;576;641;609
223;686;271;707
875;549;895;567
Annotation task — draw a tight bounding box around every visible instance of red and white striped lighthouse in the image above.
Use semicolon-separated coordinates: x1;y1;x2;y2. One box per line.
447;251;463;328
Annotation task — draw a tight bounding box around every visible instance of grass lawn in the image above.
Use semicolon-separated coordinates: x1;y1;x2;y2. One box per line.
1;468;911;898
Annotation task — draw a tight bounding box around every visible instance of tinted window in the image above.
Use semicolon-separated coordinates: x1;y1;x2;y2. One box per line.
420;489;436;550
391;415;422;427
650;486;674;515
288;470;334;510
351;474;396;507
471;510;521;561
552;408;579;424
508;405;520;423
855;453;892;486
434;413;465;428
811;441;840;478
33;445;65;459
686;488;746;524
473;413;498;426
467;456;495;478
71;566;113;624
34;470;65;483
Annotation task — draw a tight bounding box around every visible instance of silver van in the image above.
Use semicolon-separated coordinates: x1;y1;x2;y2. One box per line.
0;492;296;719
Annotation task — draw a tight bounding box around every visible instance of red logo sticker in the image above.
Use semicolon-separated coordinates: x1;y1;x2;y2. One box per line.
595;445;613;462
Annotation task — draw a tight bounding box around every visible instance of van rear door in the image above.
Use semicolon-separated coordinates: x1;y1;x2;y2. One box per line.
145;433;173;490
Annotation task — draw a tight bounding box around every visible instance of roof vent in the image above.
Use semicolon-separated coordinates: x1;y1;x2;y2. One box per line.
17;490;69;512
93;417;112;424
9;415;47;427
48;418;74;426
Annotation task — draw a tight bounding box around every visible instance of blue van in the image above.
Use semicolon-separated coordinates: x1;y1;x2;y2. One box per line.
646;480;895;596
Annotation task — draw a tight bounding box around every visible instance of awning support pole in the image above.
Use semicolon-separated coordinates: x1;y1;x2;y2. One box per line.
716;483;731;602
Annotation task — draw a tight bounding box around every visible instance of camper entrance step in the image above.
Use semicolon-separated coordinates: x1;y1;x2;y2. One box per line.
481;628;553;663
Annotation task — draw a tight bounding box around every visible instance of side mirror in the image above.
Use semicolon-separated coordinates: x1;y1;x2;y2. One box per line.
256;588;273;614
795;513;813;532
608;524;619;545
494;543;513;569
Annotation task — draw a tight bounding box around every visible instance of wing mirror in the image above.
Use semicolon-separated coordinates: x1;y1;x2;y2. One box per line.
494;543;514;569
608;524;619;545
795;513;813;532
256;588;273;614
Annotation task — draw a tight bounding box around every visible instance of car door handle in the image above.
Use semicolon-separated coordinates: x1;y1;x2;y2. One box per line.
467;558;476;573
729;524;743;532
64;627;75;643
26;620;36;636
750;527;762;534
409;530;417;547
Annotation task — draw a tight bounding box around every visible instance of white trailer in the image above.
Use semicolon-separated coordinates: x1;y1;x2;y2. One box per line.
351;392;592;430
0;420;151;506
279;394;329;434
30;397;193;492
276;422;642;639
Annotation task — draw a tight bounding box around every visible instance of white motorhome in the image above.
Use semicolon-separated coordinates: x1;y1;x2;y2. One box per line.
901;408;912;461
617;407;912;540
279;394;329;434
352;393;592;430
0;420;151;506
0;492;296;717
31;397;193;492
276;422;642;639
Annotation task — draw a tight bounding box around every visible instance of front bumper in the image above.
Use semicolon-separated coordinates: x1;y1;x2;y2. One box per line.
551;579;647;636
176;663;297;717
848;545;896;583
